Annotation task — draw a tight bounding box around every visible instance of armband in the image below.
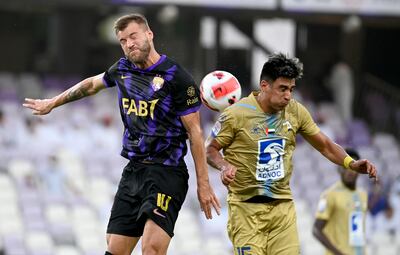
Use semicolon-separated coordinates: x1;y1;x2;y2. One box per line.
343;155;355;169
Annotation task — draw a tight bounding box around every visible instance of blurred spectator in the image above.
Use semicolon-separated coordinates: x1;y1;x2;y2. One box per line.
38;154;68;202
91;114;120;154
0;108;13;168
18;117;57;159
364;92;391;131
367;179;393;235
368;179;390;217
62;109;92;156
326;59;354;123
23;172;40;191
315;112;336;142
0;107;21;151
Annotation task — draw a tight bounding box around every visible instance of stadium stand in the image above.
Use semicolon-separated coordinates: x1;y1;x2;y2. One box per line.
1;71;400;255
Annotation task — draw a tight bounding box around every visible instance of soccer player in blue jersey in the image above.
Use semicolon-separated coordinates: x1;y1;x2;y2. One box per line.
23;13;221;255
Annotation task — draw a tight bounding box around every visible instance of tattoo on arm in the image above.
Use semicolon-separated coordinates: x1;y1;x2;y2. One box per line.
66;86;90;102
51;75;103;108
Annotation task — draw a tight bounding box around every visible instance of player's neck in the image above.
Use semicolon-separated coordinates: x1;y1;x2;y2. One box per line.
342;181;356;190
136;50;161;69
256;92;278;115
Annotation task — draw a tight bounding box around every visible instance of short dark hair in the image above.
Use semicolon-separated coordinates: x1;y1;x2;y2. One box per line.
260;53;303;83
114;13;150;34
345;148;360;160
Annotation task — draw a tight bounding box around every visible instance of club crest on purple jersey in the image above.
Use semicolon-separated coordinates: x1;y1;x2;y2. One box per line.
151;76;165;91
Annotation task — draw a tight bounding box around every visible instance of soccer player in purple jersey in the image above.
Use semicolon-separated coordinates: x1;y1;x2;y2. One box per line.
23;13;221;255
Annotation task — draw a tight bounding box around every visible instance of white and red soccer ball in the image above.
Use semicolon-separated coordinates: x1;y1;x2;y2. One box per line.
200;70;241;112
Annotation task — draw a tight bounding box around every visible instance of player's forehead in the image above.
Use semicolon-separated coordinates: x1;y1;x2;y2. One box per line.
272;77;295;88
117;21;147;39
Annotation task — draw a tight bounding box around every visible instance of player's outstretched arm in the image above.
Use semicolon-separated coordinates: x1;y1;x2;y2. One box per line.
303;131;377;180
181;112;221;219
23;73;106;115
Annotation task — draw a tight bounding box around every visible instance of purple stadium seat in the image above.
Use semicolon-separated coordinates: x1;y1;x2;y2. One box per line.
346;119;371;147
3;234;26;255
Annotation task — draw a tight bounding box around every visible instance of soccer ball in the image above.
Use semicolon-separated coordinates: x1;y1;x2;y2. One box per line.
200;70;241;112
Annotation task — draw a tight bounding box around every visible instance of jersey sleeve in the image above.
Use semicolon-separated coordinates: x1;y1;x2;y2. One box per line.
212;108;237;148
297;102;320;136
315;192;334;220
102;60;120;88
172;68;201;116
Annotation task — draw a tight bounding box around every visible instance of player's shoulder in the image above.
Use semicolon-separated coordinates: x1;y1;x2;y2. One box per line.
163;56;193;78
107;57;129;72
116;57;132;67
223;94;255;118
216;96;250;125
285;99;315;125
160;56;195;85
286;98;308;113
230;93;257;111
322;182;343;196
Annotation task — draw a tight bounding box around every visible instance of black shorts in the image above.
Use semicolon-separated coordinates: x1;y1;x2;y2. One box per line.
107;161;189;238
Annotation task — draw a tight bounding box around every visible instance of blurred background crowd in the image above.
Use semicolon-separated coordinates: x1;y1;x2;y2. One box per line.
1;0;400;254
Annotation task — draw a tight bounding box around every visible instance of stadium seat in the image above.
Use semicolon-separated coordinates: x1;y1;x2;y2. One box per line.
76;234;105;254
373;132;397;148
45;203;75;245
173;208;202;254
370;231;393;247
7;159;34;184
25;231;54;254
301;239;325;255
203;237;231;255
0;72;18;101
2;233;26;255
45;204;70;223
375;245;398;255
55;245;82;255
347;119;371;146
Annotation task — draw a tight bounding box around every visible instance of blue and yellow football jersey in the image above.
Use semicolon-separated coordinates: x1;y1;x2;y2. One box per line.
210;92;320;201
316;181;368;255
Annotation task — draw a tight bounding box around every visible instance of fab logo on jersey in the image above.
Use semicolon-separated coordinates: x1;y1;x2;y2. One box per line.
256;138;285;181
122;98;159;119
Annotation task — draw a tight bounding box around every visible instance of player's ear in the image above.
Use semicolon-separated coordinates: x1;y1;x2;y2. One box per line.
260;80;270;90
147;29;154;40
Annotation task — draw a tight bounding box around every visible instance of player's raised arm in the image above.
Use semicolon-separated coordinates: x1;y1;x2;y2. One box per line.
303;131;377;179
23;73;106;115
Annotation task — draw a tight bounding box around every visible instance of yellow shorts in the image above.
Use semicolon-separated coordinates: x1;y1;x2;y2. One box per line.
227;199;300;255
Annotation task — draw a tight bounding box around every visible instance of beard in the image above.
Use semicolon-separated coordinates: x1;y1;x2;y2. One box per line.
126;39;151;65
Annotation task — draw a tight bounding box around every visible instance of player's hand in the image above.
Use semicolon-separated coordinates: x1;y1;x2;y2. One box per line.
350;159;378;181
23;98;54;115
220;163;237;186
197;181;221;220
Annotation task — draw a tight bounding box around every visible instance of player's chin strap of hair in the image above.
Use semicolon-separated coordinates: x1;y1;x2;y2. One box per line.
343;155;355;170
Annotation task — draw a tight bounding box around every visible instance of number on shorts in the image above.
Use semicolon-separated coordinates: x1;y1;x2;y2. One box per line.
157;193;171;211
